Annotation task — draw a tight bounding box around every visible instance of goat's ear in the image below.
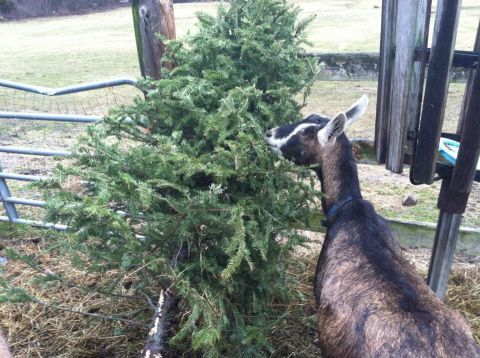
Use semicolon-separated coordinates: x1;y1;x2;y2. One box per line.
318;113;346;145
345;95;368;127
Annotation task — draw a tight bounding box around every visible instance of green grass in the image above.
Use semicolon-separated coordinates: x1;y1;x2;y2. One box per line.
0;2;478;85
301;80;468;141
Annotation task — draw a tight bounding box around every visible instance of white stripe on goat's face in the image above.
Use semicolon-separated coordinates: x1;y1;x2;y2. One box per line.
265;114;329;165
265;95;368;166
266;122;321;151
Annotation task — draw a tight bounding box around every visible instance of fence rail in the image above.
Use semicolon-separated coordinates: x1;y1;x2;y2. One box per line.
0;78;138;96
0;77;141;230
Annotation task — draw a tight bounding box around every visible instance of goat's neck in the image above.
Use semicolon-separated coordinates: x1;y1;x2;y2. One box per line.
314;135;362;213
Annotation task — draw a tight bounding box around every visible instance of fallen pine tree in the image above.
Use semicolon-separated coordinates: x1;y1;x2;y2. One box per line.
9;0;321;355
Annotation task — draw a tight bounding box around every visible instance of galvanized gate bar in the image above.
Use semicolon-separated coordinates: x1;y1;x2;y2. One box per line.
2;197;46;207
0;146;71;157
0;172;49;181
427;211;462;299
458;21;480;135
0;163;19;221
0;112;100;123
0;77;138;96
0;216;68;231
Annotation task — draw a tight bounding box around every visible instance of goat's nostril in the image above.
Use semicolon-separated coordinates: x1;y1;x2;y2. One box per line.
266;130;273;138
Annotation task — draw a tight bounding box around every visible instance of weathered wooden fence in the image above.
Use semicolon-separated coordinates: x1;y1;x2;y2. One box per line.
375;0;480;299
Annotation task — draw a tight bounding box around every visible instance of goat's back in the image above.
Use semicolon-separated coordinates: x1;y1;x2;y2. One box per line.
315;200;480;358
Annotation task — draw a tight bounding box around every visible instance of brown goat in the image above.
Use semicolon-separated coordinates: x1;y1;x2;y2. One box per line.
265;96;480;357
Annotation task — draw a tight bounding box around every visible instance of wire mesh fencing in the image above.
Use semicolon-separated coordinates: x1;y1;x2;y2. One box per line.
0;78;142;225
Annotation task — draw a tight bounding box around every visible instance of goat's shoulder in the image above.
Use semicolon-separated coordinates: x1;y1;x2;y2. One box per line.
316;201;480;357
325;199;401;254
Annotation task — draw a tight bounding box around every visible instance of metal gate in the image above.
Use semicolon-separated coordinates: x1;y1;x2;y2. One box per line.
0;78;141;230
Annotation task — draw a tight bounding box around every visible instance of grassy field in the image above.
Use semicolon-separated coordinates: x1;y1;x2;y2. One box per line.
0;1;478;85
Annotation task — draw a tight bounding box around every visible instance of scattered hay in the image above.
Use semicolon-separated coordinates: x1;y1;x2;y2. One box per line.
0;233;149;358
270;249;322;357
446;268;480;345
0;229;478;357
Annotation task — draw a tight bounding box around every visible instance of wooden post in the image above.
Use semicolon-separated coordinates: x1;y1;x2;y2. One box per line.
375;0;429;172
132;0;176;79
131;2;178;355
385;0;429;173
374;0;397;164
411;0;462;185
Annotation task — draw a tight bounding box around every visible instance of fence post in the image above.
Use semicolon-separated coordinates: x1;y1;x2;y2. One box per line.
384;0;429;173
132;0;176;79
374;0;397;164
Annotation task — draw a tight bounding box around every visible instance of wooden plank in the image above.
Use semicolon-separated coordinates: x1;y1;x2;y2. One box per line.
403;0;431;161
458;21;480;134
385;0;429;173
411;0;462;184
374;0;397;164
131;0;176;79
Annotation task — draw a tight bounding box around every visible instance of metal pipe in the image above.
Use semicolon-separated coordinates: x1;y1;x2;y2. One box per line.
0;77;138;96
0;216;68;231
0;172;50;181
0;163;19;221
0;146;71;157
427;210;462;300
0;112;100;123
450;63;480;193
411;0;462;184
1;197;46;207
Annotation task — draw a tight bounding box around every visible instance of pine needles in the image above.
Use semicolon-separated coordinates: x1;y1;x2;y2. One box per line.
1;0;321;355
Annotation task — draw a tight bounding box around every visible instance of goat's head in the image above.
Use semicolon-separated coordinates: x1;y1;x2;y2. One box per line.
265;95;368;166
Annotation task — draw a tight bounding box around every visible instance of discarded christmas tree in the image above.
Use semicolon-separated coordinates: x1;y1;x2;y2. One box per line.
44;0;318;355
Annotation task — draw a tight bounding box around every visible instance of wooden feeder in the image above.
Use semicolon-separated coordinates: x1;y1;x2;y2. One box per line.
375;0;480;299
